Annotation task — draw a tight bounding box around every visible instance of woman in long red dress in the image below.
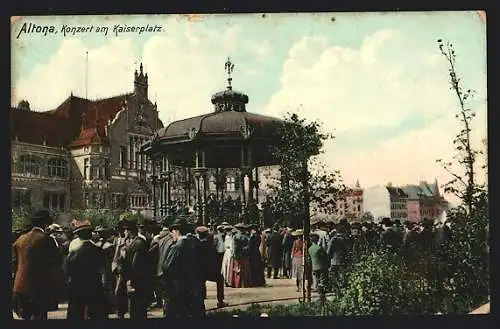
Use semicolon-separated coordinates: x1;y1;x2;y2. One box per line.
291;229;304;292
228;224;252;288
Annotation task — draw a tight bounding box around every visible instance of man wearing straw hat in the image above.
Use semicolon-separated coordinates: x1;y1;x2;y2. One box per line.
65;218;107;320
13;209;61;320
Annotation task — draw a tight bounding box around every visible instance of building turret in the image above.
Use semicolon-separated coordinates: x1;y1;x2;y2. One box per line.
134;62;148;99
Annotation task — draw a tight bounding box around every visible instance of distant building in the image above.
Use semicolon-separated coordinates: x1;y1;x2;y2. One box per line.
334;180;364;222
401;180;449;222
363;183;407;222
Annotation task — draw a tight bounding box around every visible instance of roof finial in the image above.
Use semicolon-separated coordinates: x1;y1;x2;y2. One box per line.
140;62;143;74
224;57;235;90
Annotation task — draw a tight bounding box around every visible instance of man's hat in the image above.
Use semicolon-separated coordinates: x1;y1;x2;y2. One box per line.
122;219;138;230
381;217;393;227
169;218;191;230
31;209;52;225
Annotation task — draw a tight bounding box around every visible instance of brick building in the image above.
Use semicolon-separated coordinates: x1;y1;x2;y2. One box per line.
11;63;163;217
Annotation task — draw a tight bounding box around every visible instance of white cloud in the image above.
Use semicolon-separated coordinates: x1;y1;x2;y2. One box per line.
13;37;137;110
268;29;487;204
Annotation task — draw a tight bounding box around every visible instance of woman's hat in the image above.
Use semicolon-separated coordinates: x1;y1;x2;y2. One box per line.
234;223;247;229
291;229;303;237
195;226;209;233
71;219;93;234
47;223;63;233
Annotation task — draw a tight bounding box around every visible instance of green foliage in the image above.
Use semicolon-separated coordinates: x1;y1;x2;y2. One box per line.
435;192;489;313
210;301;329;316
268;112;344;227
338;250;435;315
12;207;33;231
70;209;123;228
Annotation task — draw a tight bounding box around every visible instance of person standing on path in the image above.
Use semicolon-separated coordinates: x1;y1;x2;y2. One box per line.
162;218;205;317
111;221;131;319
282;228;294;279
122;219;150;319
196;226;228;308
65;220;107;320
266;226;282;279
12;210;61;320
290;229;304;292
307;233;329;302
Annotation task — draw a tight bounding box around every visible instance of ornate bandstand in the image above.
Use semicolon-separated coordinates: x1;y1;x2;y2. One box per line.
141;58;284;225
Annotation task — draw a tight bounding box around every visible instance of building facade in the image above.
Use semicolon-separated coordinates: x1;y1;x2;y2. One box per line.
11;64;163;218
334;181;364;222
402;180;449;222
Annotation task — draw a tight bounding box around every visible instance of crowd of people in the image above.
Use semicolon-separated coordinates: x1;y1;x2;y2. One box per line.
12;208;451;320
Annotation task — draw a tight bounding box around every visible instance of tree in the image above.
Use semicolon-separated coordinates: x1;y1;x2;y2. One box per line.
434;39;489;313
268;112;344;302
435;39;486;213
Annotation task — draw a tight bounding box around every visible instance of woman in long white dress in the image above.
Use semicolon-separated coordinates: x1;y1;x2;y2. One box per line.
221;226;235;286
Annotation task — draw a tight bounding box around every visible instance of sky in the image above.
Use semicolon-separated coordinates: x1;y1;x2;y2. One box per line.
11;12;487;205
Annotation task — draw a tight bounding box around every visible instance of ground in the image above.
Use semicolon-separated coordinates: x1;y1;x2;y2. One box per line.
13;278;319;319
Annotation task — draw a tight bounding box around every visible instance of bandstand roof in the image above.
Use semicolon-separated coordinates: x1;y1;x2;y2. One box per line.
141;58;284;169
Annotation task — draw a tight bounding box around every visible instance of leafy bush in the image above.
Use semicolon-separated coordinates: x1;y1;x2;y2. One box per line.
338;250;435;315
210;301;331;316
12;207;33;231
70;209;123;229
436;192;489;313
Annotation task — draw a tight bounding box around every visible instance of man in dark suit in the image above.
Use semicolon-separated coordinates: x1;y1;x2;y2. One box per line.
122;219;150;319
266;226;283;279
12;209;61;320
196;226;228;308
156;226;175;315
65;220;107;320
162;218;205;317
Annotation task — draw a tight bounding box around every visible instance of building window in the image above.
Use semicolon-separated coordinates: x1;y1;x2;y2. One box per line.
209;175;216;191
105;159;110;179
226;176;236;192
120;146;127;168
43;192;66;211
357;204;361;212
84;158;89;180
12;188;31;209
17;154;41;175
48;158;68;178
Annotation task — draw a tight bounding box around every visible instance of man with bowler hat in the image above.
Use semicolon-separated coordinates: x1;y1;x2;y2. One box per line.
65;219;107;320
12;209;61;320
122;218;150;319
162;218;205;317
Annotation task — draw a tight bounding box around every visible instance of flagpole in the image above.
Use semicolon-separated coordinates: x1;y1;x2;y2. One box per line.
85;51;89;100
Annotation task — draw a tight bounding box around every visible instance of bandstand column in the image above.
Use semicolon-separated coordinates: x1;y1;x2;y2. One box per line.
152;157;157;218
255;167;259;203
193;149;208;225
165;157;172;220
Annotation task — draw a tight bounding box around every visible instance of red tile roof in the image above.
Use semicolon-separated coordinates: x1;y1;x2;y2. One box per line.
11;107;72;147
11;93;133;148
68;127;109;148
